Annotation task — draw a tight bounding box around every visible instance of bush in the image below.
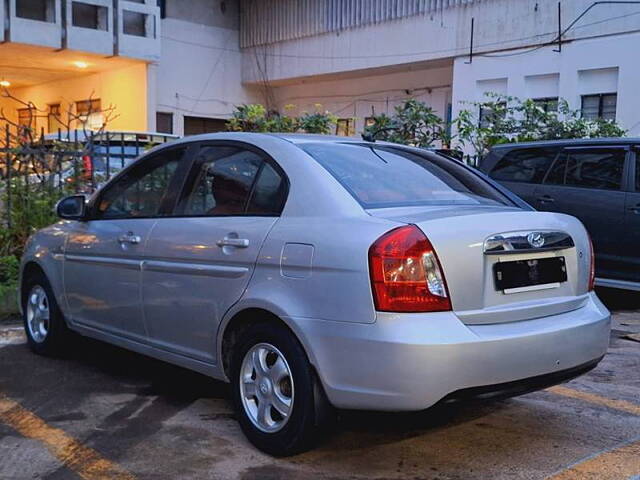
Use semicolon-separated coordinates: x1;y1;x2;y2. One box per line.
363;99;448;147
455;93;627;158
227;104;337;134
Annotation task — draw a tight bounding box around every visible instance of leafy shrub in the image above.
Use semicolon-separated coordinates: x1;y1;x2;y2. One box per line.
227;104;337;134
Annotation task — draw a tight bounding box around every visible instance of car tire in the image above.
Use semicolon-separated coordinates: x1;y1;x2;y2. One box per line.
22;270;71;356
230;322;328;456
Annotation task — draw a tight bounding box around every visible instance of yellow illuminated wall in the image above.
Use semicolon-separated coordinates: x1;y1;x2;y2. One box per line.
0;63;148;135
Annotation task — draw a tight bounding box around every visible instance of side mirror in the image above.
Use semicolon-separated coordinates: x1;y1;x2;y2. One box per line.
56;195;87;220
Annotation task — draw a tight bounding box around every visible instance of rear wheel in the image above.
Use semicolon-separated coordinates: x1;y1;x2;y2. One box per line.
22;271;71;356
230;322;327;456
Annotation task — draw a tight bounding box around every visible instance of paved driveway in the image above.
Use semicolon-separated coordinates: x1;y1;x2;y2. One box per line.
0;288;639;480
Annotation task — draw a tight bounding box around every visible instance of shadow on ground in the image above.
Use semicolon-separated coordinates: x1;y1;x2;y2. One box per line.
595;286;640;311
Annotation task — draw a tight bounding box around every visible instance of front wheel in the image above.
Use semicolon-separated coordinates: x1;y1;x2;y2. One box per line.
230;322;328;456
22;271;71;356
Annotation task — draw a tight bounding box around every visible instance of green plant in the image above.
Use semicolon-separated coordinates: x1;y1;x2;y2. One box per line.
363;100;448;147
454;93;627;158
227;104;336;134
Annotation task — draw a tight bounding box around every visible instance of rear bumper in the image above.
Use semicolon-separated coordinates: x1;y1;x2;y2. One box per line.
290;292;610;411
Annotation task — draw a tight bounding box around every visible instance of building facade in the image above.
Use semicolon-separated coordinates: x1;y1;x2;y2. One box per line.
1;0;639;140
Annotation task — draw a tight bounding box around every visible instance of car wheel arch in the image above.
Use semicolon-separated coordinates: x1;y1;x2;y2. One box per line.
21;261;48;304
219;307;317;383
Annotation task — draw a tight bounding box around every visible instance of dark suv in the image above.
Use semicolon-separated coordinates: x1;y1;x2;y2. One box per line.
480;138;640;291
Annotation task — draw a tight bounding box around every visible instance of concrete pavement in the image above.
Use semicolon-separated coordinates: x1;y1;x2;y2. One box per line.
0;287;638;480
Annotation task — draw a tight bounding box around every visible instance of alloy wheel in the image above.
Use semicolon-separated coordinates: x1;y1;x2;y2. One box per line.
239;342;295;433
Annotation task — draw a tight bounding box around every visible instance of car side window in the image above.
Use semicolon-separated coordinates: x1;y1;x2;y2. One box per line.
544;153;568;185
564;149;625;190
246;162;287;215
178;146;286;216
488;147;558;184
94;147;185;219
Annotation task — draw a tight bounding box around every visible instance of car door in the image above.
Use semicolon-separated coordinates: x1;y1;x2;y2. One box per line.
534;146;628;277
141;143;288;363
63;146;188;340
622;146;640;282
485;146;559;205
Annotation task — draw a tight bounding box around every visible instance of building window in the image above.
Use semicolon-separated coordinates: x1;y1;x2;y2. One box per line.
364;117;376;128
581;94;617;121
156;112;173;134
18;108;33;129
72;2;108;30
157;0;166;18
478;102;506;128
123;10;149;37
16;0;55;22
76;98;103;129
183;116;227;135
48;104;62;133
533;97;559;113
336;118;355;137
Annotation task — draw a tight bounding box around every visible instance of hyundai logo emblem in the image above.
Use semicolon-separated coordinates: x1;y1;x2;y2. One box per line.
527;232;545;248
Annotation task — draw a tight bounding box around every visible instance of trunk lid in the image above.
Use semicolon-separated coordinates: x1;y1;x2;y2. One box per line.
368;205;592;324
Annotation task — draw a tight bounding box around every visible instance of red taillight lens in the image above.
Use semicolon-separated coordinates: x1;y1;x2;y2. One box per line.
588;235;595;291
369;225;451;312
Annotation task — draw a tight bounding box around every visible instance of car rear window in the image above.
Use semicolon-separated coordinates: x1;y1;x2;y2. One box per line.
301;143;512;209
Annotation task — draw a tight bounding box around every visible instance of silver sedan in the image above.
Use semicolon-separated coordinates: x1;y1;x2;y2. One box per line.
20;133;610;456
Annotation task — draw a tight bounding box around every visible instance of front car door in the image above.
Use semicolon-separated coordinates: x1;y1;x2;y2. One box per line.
63;146;188;340
141;143;288;363
534;146;629;278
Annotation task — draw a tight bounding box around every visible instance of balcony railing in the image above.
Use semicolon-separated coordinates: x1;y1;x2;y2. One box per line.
2;0;160;61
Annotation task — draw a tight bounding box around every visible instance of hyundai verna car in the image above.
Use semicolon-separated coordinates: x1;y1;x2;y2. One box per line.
20;133;610;456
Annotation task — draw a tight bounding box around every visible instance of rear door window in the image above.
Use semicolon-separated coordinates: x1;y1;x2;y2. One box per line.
563;149;626;190
488;147;558;183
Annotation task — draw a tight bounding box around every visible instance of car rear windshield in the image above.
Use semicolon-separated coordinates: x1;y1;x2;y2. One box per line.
301;143;513;209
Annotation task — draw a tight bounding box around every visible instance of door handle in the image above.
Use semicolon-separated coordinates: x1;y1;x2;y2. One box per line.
536;195;555;204
216;237;250;248
629;205;640;214
118;232;142;245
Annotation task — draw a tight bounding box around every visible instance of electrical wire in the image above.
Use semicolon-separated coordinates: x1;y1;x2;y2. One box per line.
480;1;640;57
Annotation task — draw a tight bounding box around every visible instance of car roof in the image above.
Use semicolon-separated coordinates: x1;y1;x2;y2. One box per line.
491;137;640;150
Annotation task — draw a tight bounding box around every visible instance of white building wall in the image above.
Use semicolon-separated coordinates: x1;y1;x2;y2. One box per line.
242;0;640;85
152;0;257;136
451;32;640;141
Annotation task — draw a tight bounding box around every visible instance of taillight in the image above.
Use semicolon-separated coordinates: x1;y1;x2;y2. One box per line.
369;225;451;312
588;235;595;291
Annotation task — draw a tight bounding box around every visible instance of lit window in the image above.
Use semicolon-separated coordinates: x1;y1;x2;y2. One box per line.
336;118;355;137
48;104;62;133
76;99;103;129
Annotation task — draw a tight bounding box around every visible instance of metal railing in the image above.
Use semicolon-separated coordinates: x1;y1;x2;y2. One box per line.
0;125;176;228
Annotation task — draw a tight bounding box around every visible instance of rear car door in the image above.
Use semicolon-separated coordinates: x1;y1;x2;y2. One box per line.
64;146;187;340
534;146;628;277
621;146;640;283
484;146;559;205
141;143;288;363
